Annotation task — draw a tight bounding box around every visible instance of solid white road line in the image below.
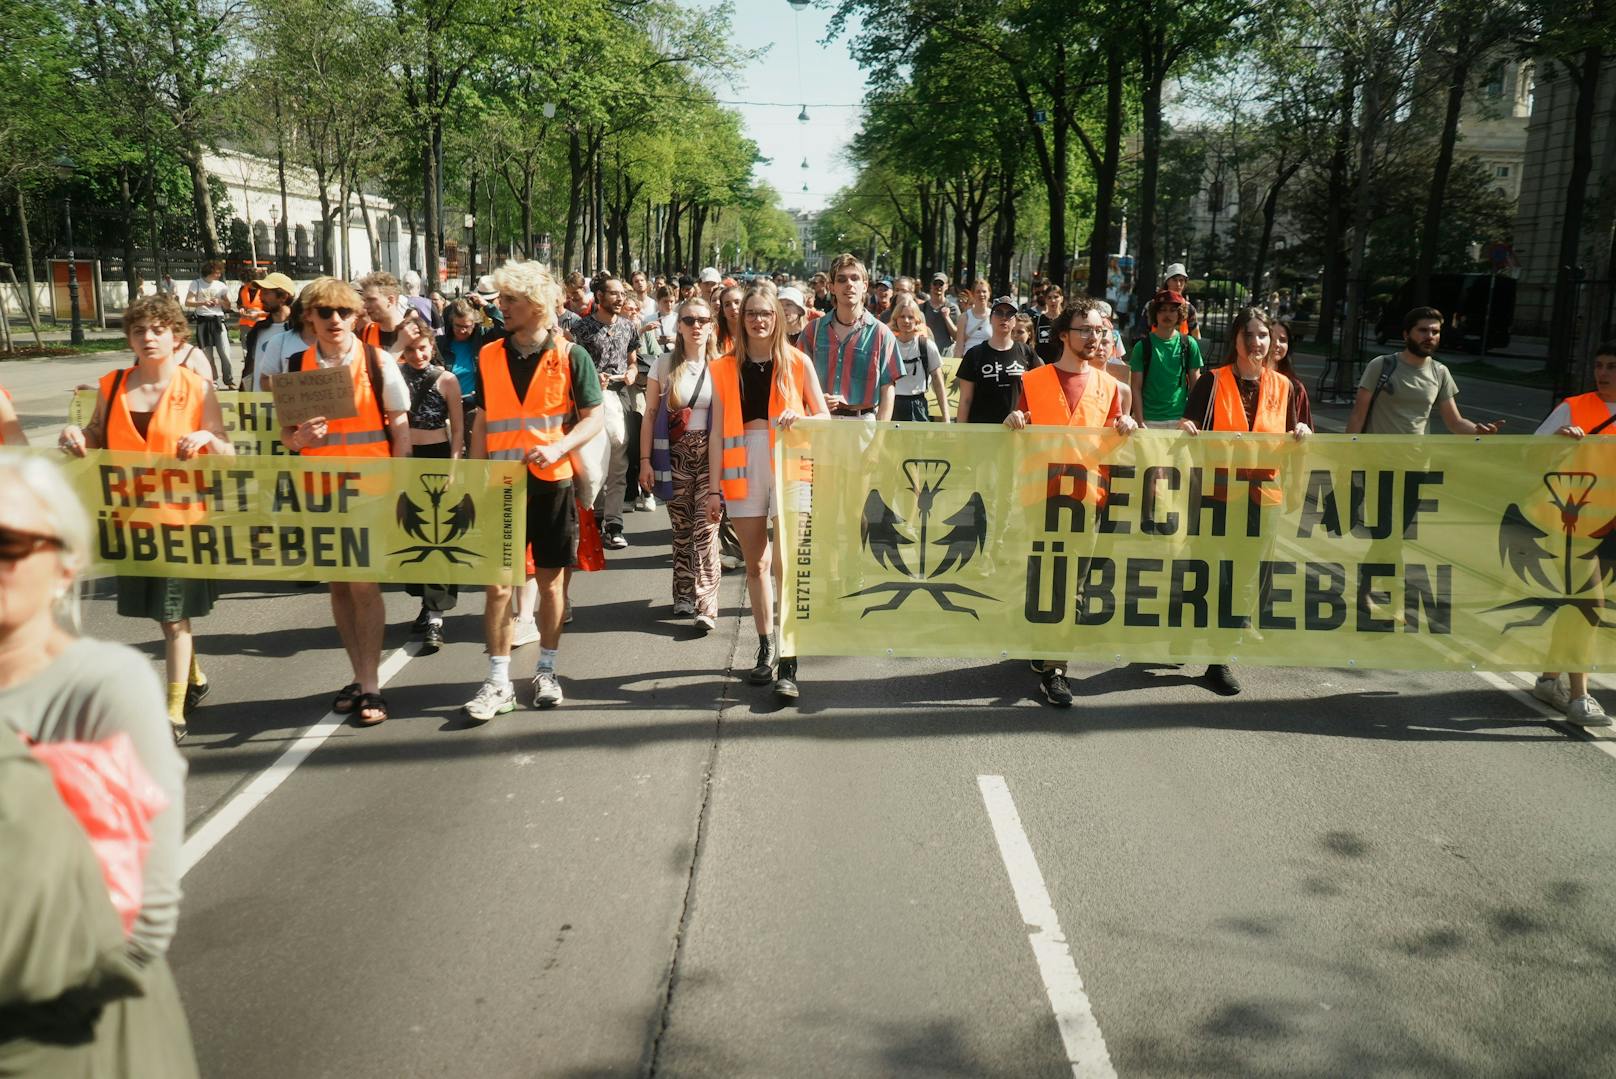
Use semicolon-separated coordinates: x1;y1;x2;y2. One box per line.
181;642;420;877
977;775;1117;1079
1475;670;1616;762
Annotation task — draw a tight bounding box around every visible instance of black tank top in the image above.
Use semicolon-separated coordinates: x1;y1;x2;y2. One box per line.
401;362;449;430
740;358;773;422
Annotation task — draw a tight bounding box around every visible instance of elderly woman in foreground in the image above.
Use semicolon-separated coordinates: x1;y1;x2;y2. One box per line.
0;454;197;1076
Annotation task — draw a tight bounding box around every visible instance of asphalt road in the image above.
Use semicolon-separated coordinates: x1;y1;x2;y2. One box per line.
6;349;1615;1078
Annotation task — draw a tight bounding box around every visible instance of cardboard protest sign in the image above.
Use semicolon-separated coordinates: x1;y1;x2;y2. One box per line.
271;366;360;427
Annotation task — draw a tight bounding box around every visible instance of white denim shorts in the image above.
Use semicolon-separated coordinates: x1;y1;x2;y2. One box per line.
727;428;777;519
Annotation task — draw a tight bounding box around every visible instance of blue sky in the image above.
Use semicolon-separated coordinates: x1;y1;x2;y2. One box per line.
683;0;868;213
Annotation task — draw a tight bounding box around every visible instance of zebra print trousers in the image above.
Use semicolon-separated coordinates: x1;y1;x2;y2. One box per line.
668;430;721;619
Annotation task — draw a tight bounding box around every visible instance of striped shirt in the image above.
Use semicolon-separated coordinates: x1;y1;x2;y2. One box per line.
802;308;904;411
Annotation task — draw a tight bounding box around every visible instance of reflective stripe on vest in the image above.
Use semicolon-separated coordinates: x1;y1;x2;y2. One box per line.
711;350;810;502
293;341;392;458
478;336;575;481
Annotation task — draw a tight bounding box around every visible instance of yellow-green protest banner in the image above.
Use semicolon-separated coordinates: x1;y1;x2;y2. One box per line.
70;389;286;456
31;449;525;586
777;422;1616;673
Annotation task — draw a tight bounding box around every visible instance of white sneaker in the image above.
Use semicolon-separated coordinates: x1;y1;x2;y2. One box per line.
694;613;715;633
672;599;695;616
511;618;540;648
634;494;655;511
532;669;564;709
464;680;515;722
1532;675;1571;713
720;553;742;571
1567;695;1611;727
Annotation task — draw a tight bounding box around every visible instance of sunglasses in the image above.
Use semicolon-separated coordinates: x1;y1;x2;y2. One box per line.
0;526;63;562
315;306;356;320
679;315;713;327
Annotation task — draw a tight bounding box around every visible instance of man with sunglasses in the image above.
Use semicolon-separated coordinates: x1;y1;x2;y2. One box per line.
800;253;901;420
956;296;1042;425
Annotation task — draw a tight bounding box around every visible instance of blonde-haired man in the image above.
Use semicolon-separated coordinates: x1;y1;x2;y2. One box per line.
465;261;605;718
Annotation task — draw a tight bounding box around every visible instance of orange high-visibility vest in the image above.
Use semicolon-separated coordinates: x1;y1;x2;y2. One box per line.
710;348;810;501
291;341;392;457
1566;393;1615;436
1022;363;1119;428
100;364;211;525
1205;364;1290;507
479;336;576;482
1210;364;1290;433
238;282;265;330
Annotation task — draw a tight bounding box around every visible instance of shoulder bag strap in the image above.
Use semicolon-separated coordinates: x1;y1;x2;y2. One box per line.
1362;357;1397;428
1588;410;1616;436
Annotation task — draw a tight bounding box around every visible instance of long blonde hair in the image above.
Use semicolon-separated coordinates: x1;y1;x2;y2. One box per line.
667;297;717;409
736;281;798;408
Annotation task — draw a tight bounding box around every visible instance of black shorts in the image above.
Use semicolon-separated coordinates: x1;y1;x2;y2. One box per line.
527;475;579;570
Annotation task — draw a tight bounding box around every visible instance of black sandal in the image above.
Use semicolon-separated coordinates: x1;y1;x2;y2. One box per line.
332;683;362;714
352;692;389;727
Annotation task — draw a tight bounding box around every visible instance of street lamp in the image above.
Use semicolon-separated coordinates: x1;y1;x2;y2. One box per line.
269;204;284;273
54;157;83;345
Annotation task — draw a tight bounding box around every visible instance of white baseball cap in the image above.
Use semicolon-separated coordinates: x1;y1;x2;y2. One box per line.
1163;262;1188;280
777;286;807;313
699;267;722;284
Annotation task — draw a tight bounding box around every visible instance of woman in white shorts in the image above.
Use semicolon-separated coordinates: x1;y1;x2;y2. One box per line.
707;282;828;703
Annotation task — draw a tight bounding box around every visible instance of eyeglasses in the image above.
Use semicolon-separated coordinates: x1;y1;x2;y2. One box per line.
0;526;63;562
1066;326;1101;336
744;309;777;320
314;306;356;320
679;315;713;327
991;310;1016;320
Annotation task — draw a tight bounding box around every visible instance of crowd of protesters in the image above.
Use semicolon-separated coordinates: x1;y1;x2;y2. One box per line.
1;247;1610;1069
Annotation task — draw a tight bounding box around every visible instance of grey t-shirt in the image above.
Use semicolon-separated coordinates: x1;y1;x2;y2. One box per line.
1358;354;1458;435
0;637;185;960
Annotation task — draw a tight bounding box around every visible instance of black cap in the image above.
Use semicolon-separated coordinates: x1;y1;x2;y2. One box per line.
991;296;1018;315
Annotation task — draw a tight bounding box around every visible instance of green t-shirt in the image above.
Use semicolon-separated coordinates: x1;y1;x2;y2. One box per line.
1128;331;1204;421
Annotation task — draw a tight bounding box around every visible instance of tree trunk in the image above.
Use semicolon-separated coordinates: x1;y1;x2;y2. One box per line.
14;189;43;345
1132;32;1166;319
918;182;936;276
1414;34;1472;307
951;196;965;284
355;179;382;272
564;130;584;272
1548;44;1604;399
275;96;291;273
468;171;479;284
421;137;438;295
314;159;335;275
1315;67;1357;347
1249;162;1300;296
1339;65;1381;367
690;204;709;271
338;178;351;280
117;166;138;301
1087;48;1125;298
178;141;222;261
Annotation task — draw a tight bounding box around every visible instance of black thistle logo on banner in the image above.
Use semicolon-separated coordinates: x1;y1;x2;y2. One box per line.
1490;471;1616;629
844;458;997;617
391;473;480;565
